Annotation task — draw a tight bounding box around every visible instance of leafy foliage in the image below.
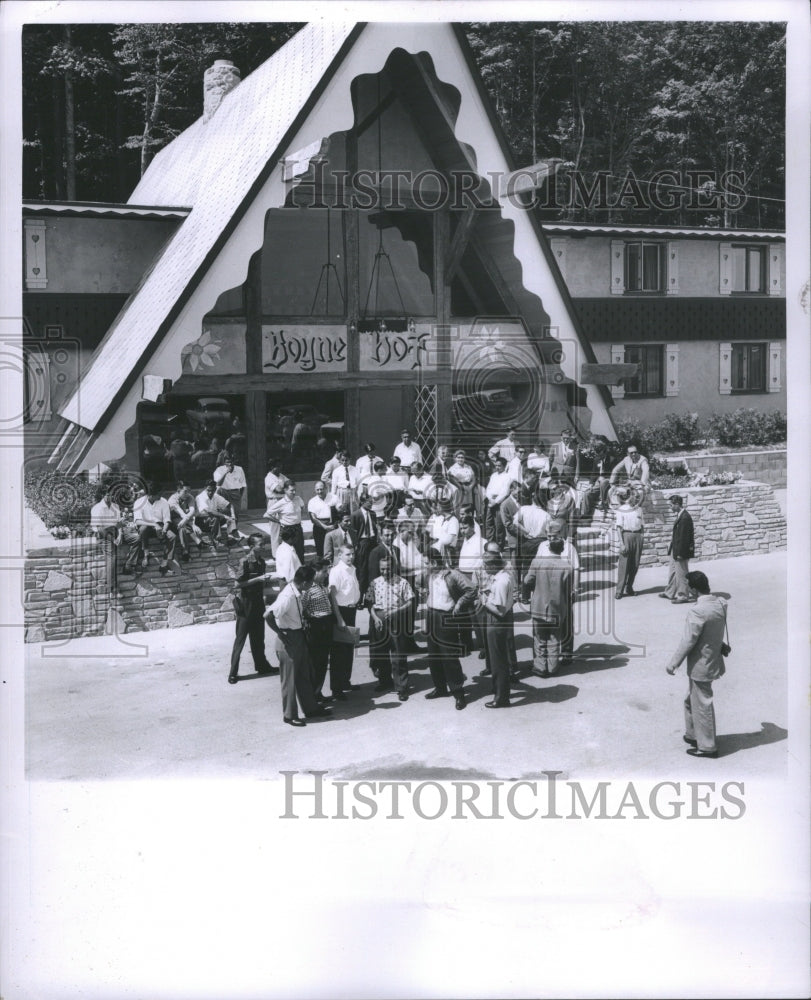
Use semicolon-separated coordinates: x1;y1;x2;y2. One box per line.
24;21;784;225
615;409;785;453
24;471;98;529
705;408;787;447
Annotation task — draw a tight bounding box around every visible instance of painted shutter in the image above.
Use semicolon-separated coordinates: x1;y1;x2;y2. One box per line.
25;346;52;421
610;344;626;399
24;219;48;290
719;242;732;295
768;342;782;392
719;343;732;395
768;244;783;295
666;242;679;295
665;344;679;397
610;240;624;295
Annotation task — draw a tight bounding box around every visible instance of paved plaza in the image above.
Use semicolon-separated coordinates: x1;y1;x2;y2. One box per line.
25;549;787;781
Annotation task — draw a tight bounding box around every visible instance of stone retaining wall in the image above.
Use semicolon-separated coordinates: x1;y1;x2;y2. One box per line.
595;481;786;567
658;449;786;488
24;540;254;643
24;481;786;641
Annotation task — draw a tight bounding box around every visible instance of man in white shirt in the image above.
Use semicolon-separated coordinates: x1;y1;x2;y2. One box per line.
125;482;177;575
331;452;361;511
213;457;247;517
307;480;338;559
457;519;484;575
609;444;650;495
513;493;549;579
392;429;422;472
265;564;328;726
407;461;433;512
328;546;361;698
484;456;512;545
266;481;306;560
320;446;344;486
264;461;289;514
488;427;518;464
196;480;237;546
506;445;526;484
362;460;394;517
272;525;303;583
355;442;379;479
429;498;459;565
480;550;515;708
167;481;200;560
394;522;427;589
396;493;426;536
90;484;122;590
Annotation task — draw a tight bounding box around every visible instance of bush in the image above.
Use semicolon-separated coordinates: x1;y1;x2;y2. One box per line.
705;409;787;447
24;471;98;529
616;409;786;453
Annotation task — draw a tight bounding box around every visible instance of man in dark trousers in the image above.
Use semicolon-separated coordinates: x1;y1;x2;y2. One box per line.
661;494;695;604
665;570;727;757
522;536;574;677
229;532;279;685
350;494;378;597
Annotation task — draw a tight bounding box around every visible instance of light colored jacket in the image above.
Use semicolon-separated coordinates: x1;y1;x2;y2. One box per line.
667;594;728;681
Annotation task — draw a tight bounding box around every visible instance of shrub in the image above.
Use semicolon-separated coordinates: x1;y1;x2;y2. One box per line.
24;471;98;529
705;409;787;447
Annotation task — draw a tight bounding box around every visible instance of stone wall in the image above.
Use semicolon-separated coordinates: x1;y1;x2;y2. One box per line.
24;539;257;643
658;449;786;488
594;481;786;567
24;481;786;641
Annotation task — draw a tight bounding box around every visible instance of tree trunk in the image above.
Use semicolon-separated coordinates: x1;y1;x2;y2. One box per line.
52;75;65;199
63;26;76;200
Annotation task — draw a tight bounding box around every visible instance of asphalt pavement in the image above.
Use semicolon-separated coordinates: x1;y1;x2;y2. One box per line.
25;548;788;781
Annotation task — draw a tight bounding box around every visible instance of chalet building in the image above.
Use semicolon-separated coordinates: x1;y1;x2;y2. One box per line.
22;22;618;507
543;223;786;425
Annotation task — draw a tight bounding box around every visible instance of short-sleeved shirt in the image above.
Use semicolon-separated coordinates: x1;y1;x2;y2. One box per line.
393;441;422;468
90;499;120;529
302;583;333;620
269;583;305;630
366;575;413;618
274;542;301;583
267;495;305;526
329;562;361;607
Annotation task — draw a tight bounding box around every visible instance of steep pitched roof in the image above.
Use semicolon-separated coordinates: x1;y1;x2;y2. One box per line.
60;22;361;430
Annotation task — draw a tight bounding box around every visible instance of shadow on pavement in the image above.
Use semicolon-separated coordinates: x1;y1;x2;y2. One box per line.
507;682;579;706
717;721;787;758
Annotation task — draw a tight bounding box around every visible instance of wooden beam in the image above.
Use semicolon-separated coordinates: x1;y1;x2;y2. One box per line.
444;207;477;283
469;232;519;314
171;371;453;393
579;362;641;386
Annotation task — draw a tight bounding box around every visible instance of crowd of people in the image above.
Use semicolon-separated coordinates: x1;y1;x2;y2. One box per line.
91;424;722;753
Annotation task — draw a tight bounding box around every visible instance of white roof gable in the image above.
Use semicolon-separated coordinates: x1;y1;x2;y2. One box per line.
60;22;357;429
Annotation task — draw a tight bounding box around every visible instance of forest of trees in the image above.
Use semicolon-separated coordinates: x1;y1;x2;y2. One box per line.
22;20;785;228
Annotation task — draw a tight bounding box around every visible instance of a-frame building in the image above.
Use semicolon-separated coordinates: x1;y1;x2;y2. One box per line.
46;21;616;505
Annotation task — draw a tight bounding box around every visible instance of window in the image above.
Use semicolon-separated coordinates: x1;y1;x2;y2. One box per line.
731;246;765;293
731;343;766;392
623;345;664;397
624;242;666;292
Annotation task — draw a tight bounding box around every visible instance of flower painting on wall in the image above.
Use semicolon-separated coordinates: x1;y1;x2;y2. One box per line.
180;324;247;375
